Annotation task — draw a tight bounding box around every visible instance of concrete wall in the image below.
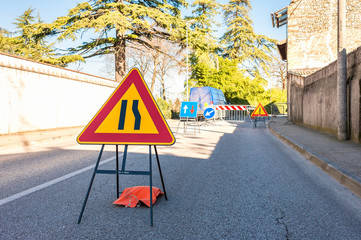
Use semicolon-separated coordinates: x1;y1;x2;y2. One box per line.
287;0;361;70
289;47;361;142
0;53;118;135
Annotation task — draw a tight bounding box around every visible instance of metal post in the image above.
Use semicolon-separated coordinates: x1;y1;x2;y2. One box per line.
121;145;128;171
185;20;196;101
176;119;181;135
154;146;167;200
197;117;200;133
186;27;189;101
337;0;347;140
149;145;153;226
78;144;105;224
116;145;120;198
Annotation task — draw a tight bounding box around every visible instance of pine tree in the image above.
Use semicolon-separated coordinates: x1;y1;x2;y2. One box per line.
0;27;18;54
35;0;187;82
191;0;220;34
13;8;53;62
0;8;83;67
221;0;275;73
187;0;221;88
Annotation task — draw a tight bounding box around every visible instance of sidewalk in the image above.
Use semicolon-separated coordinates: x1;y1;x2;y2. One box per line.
0;126;84;151
268;117;361;198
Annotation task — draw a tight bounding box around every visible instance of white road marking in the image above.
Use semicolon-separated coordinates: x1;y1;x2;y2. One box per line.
0;146;142;207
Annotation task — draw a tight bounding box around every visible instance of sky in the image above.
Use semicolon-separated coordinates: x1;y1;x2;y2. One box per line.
0;0;290;99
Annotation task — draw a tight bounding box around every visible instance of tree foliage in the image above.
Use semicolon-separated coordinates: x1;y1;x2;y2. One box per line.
269;55;287;90
190;57;270;105
0;8;82;67
127;37;183;98
187;0;220;71
221;0;275;73
186;0;283;106
34;0;187;82
156;97;172;119
0;1;285;106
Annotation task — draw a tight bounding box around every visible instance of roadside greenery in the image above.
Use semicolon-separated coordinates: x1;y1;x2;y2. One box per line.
0;8;82;67
0;0;286;107
33;0;187;82
156;97;172;119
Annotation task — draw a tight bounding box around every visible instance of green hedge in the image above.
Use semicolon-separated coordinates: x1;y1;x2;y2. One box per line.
156;97;172;119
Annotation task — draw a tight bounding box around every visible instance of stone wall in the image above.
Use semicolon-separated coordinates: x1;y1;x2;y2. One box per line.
302;62;338;135
0;53;118;135
288;73;304;124
348;47;361;142
289;46;361;142
287;0;361;70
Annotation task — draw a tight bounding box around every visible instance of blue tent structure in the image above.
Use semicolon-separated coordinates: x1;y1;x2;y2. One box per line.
189;87;227;112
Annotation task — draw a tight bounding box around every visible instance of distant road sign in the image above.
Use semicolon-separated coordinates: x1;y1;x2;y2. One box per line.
77;68;175;145
203;107;215;119
180;102;198;118
251;103;269;117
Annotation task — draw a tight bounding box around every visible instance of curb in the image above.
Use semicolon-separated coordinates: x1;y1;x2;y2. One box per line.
268;122;361;198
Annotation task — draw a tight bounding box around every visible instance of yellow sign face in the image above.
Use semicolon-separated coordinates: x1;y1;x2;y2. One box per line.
95;84;158;134
251;103;269;117
77;68;175;145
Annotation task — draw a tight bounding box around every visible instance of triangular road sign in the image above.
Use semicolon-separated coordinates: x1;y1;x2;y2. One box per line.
251;103;269;117
77;68;175;145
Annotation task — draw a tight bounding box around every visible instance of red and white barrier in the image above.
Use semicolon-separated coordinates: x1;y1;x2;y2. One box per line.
216;105;247;111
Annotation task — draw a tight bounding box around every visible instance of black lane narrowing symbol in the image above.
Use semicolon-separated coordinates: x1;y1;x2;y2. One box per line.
118;100;141;130
118;100;127;130
132;100;141;130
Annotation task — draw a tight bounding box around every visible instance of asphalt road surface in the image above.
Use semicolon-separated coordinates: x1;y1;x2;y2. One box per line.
1;121;361;239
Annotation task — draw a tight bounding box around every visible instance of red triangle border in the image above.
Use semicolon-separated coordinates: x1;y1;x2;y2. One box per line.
77;68;175;145
251;103;269;117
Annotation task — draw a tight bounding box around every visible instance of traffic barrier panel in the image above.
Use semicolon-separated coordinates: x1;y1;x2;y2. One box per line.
216;105;247;111
269;103;289;117
215;105;254;122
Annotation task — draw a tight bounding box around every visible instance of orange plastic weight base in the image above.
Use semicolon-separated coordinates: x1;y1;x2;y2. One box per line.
113;186;163;208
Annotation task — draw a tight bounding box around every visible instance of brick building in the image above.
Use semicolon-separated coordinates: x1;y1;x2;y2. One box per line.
287;0;361;72
272;0;361;142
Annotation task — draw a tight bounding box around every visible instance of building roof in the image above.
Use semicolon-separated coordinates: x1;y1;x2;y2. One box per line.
277;39;287;61
288;68;321;77
271;6;288;28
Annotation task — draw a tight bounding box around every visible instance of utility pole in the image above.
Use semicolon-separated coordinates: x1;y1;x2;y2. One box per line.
337;0;347;140
185;20;196;101
186;25;189;101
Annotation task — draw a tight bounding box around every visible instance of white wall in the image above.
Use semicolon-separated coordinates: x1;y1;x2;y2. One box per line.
0;53;118;134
